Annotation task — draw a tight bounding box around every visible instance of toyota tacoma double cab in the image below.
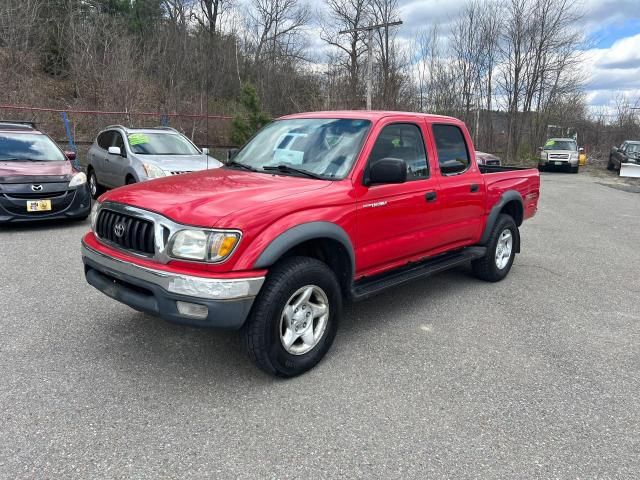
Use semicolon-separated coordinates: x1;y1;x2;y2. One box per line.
81;111;540;377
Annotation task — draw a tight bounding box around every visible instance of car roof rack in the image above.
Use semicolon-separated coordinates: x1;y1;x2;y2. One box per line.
0;120;37;130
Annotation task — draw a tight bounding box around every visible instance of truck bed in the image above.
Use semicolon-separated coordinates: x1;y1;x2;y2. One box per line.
478;164;534;174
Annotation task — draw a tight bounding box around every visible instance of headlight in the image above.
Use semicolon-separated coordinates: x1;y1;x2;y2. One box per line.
570;152;579;160
69;172;87;187
143;163;166;178
90;201;101;231
169;229;241;262
540;152;547;160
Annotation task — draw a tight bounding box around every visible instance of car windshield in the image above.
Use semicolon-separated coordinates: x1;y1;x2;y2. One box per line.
626;143;640;154
543;140;577;151
0;133;66;161
127;132;200;155
230;118;372;179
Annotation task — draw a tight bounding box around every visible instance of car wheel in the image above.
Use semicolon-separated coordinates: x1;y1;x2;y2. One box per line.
243;256;341;377
472;214;518;282
88;169;104;199
538;165;545;172
126;176;136;185
607;158;614;171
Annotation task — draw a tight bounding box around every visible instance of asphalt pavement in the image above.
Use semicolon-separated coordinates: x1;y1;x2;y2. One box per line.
1;171;639;479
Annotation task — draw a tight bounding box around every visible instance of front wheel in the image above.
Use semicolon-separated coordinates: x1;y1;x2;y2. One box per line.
472;214;518;282
243;257;342;377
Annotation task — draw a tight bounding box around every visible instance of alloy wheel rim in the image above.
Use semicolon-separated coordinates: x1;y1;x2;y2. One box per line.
279;285;329;355
495;229;513;270
89;174;96;196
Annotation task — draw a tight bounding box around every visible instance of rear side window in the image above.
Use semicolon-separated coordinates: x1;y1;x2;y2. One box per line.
97;131;114;150
433;124;470;175
368;123;428;180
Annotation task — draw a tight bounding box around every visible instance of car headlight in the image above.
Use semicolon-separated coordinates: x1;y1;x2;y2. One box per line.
143;163;166;178
540;152;547;160
570;152;579;160
169;229;241;262
69;172;87;187
90;201;101;231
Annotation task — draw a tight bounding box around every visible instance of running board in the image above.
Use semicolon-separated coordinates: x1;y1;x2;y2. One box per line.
351;246;486;302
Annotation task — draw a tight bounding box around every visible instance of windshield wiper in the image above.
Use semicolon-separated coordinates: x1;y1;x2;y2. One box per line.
225;161;259;172
263;164;326;180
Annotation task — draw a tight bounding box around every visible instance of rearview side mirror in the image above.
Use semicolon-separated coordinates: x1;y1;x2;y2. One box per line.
64;150;76;161
227;148;239;161
108;146;122;156
365;157;407;186
202;147;209;155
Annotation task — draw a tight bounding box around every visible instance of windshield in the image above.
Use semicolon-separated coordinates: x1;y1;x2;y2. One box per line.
0;133;66;161
543;140;577;151
626;143;640;154
231;118;372;179
127;132;201;155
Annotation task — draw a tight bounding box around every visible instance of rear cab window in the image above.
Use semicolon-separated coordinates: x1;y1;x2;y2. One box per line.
432;124;470;175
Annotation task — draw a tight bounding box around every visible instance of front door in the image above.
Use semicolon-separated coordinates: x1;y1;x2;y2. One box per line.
354;120;441;277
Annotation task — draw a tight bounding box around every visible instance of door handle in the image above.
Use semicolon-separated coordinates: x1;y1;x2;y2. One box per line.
425;191;437;202
470;183;479;192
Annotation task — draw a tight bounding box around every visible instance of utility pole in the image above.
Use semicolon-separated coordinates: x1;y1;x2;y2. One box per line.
339;20;402;110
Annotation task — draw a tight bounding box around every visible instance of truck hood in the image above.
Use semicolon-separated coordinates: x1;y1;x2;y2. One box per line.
0;160;74;180
137;154;222;172
101;167;332;227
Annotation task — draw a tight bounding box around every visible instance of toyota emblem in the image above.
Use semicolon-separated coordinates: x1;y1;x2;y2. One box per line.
113;223;126;238
31;184;43;192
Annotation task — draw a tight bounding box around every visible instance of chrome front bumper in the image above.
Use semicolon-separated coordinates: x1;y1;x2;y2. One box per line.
81;241;265;328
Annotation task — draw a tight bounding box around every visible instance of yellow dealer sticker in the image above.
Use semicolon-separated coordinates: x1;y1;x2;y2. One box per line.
128;133;150;146
27;200;51;212
544;139;556;147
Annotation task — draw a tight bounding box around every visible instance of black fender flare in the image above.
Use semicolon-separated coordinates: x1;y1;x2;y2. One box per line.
253;221;355;276
480;190;524;249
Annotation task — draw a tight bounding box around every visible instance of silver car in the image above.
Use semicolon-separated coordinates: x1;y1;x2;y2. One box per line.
538;138;580;173
86;125;222;198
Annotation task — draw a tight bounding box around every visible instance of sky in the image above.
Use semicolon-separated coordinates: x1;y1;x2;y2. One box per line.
395;0;640;111
301;0;640;112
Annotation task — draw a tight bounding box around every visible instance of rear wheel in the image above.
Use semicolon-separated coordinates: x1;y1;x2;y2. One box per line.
243;257;341;377
473;214;518;282
88;169;104;199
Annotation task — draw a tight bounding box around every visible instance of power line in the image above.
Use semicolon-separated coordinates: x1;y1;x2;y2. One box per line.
339;20;403;110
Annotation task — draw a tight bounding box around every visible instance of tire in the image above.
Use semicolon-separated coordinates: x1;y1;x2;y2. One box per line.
88;169;104;199
126;176;136;185
243;256;342;377
538;165;545;172
472;214;518;282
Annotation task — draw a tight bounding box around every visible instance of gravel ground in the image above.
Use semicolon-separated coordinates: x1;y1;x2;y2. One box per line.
1;170;639;479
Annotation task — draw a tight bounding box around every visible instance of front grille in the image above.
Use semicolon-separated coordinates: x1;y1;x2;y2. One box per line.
549;154;569;160
96;209;155;255
5;191;67;199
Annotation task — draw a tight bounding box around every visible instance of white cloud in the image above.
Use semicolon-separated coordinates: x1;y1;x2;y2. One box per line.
581;33;640;109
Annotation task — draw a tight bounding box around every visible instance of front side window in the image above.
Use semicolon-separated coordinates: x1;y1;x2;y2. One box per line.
433;124;470;175
231;118;372;179
0;133;66;162
367;123;428;180
127;132;200;155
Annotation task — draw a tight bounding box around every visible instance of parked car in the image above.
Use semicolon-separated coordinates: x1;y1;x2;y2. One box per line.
475;151;501;166
538;138;581;173
608;141;640;171
81;111;540;377
86;125;222;199
0;121;90;223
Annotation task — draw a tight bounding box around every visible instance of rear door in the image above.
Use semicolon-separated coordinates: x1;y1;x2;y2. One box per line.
354;118;441;276
428;122;485;247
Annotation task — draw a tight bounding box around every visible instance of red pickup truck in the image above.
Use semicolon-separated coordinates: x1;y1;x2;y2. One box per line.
82;111;539;376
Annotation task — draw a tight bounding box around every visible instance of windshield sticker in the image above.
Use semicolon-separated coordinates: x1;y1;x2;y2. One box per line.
128;133;150;146
544;140;556;147
274;148;304;165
